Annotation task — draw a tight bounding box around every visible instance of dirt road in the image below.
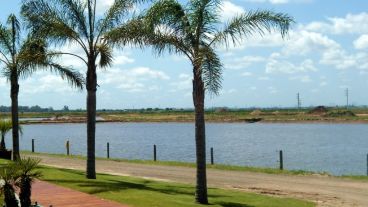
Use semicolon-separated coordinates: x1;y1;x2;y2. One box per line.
26;154;368;207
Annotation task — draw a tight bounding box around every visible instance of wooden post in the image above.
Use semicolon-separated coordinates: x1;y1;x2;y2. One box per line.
66;140;70;156
107;142;110;159
211;147;214;165
279;150;283;170
32;139;35;153
153;144;157;161
366;154;368;176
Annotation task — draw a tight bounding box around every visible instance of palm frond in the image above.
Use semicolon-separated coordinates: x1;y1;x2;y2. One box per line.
210;10;294;48
96;0;144;40
0;24;13;56
200;46;222;96
21;0;88;53
59;0;89;39
105;18;151;47
7;14;21;47
188;0;220;42
96;43;113;68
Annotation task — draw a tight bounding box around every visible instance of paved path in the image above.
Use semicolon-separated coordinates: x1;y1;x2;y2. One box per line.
32;180;129;207
27;154;368;207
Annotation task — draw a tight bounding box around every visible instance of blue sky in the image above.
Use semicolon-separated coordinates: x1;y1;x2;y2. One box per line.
1;0;368;109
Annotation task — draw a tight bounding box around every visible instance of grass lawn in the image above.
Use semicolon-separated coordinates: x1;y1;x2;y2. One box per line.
40;166;315;207
0;159;314;207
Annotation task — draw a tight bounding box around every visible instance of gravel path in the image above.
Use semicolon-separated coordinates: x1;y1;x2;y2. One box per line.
27;154;368;207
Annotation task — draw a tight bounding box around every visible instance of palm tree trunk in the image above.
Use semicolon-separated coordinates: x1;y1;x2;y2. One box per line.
192;67;208;204
0;134;6;151
86;58;97;179
11;74;20;161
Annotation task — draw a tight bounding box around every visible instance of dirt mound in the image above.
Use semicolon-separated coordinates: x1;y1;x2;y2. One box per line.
308;106;328;115
250;110;262;116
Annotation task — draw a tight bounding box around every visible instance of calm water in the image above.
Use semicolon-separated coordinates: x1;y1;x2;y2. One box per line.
7;123;368;176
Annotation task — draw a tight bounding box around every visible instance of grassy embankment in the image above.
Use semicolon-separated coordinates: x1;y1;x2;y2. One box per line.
0;159;314;207
1;107;368;123
23;151;368;181
22;151;323;176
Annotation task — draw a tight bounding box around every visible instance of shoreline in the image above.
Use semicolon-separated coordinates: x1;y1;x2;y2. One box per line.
19;119;368;125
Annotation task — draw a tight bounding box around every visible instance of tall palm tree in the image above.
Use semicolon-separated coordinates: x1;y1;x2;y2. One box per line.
106;0;293;203
22;0;144;179
0;119;22;151
0;14;84;161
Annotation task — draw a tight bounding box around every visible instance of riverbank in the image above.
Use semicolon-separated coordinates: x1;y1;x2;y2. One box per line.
21;152;368;207
3;109;368;124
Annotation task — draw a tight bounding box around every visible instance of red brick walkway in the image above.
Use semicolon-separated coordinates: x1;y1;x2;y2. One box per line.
32;180;129;207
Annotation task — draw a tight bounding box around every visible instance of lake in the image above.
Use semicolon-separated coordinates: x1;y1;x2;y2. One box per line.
8;122;368;176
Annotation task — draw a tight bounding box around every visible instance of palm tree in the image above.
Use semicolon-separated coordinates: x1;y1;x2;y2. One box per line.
0;14;84;161
0;163;20;207
16;157;42;207
106;0;293;203
0;119;23;151
22;0;144;179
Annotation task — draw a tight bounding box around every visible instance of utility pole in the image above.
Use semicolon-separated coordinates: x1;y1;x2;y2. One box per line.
297;93;301;111
345;88;349;110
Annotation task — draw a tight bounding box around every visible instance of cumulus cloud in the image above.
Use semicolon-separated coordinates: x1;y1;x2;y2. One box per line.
266;58;317;74
225;56;266;70
354;35;368;50
220;1;245;22
304;12;368;35
100;67;169;92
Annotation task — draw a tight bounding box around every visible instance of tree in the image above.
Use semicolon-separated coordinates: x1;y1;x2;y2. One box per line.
22;0;144;179
16;158;42;207
0;120;23;151
0;14;84;161
0;163;20;207
106;0;293;203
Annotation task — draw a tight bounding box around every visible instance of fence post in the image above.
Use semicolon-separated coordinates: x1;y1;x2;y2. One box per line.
66;140;70;156
366;154;368;176
279;150;283;170
107;142;110;159
32;139;35;153
153;145;157;161
211;147;214;165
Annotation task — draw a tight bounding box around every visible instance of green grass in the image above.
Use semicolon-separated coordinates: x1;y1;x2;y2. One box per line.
0;159;314;207
22;151;324;176
40;166;314;207
341;175;368;181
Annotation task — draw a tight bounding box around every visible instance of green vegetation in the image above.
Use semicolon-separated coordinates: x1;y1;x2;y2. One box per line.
2;106;368;124
0;159;314;207
0;158;42;206
21;151;328;176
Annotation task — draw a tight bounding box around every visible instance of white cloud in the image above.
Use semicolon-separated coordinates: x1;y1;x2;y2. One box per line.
241;72;253;76
289;75;312;83
225;56;266;70
220;1;245;22
266;59;317;74
100;67;169;92
170;73;192;92
304;13;368;35
354;35;368;50
282;30;340;56
20;72;79;95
